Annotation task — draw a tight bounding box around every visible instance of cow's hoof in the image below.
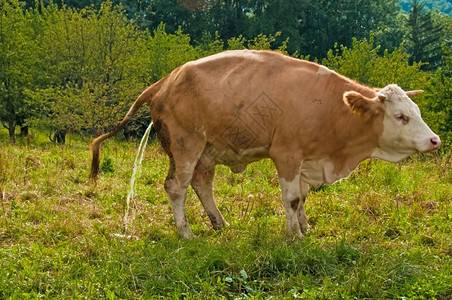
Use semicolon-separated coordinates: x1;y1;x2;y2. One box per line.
286;227;304;238
301;224;311;233
178;229;193;239
215;220;230;229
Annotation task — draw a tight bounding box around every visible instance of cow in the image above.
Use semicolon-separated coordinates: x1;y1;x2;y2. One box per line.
89;50;441;239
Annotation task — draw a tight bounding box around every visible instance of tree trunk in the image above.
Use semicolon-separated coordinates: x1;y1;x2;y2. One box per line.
8;119;16;145
20;125;28;137
53;130;66;145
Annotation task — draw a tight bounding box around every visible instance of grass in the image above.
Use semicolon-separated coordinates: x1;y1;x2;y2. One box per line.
0;129;451;299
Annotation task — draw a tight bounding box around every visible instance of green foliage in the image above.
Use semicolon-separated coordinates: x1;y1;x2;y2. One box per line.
406;0;449;70
100;155;114;173
1;0;451;143
25;1;150;140
138;0;403;58
224;31;289;54
0;1;451;298
251;0;402;57
15;0;452;61
323;37;382;85
146;23;198;81
20;2;204;141
322;37;426;89
0;0;40;143
424;45;452;144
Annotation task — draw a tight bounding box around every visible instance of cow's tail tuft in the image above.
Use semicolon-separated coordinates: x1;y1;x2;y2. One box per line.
89;86;154;181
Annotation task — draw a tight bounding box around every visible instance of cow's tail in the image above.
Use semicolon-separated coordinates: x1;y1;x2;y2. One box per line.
89;85;154;181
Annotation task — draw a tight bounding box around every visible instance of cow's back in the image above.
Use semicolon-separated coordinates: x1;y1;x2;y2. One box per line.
151;51;355;149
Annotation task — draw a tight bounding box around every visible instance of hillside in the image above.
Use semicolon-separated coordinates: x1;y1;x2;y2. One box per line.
399;0;452;15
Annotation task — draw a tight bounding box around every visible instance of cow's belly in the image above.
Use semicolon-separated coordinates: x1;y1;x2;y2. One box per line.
300;160;353;187
204;144;269;173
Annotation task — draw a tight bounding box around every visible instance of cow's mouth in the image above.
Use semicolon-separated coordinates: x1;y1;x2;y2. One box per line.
418;136;441;153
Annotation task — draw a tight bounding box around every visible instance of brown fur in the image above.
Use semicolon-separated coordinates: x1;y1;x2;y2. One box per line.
88;50;435;238
344;91;384;118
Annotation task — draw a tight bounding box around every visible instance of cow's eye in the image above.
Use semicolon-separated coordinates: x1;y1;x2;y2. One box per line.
395;113;409;124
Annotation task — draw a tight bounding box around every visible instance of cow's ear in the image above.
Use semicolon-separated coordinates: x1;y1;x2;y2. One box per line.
344;91;381;117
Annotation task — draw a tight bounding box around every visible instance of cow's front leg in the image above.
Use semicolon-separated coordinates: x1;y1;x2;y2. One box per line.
279;174;303;237
297;180;310;232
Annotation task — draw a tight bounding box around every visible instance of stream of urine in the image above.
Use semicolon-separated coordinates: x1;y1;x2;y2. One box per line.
124;121;154;233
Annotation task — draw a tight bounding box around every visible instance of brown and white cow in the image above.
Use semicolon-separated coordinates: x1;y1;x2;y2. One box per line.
90;50;440;238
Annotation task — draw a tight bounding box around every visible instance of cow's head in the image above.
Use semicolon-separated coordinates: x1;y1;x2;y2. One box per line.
344;84;440;162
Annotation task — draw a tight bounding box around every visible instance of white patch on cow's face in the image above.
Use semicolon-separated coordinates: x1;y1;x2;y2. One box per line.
371;85;440;162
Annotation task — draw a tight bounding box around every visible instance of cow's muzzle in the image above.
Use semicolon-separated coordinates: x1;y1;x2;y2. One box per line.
429;136;441;151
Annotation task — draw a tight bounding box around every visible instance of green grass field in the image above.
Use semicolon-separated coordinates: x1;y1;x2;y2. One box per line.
0;130;451;299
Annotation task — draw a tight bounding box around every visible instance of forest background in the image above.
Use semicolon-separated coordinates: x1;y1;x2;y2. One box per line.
0;0;451;147
1;1;452;298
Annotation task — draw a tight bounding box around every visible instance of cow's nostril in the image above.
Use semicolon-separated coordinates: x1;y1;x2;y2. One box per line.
430;137;441;148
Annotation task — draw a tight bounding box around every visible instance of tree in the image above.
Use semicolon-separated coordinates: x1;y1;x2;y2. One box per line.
406;0;446;70
26;1;151;143
146;23;198;81
245;0;307;55
23;0;104;9
24;0;405;60
24;2;208;142
169;0;401;58
123;22;200;139
0;0;39;144
113;0;150;27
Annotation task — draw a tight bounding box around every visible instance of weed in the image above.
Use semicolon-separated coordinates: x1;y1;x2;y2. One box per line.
0;154;7;186
100;156;115;174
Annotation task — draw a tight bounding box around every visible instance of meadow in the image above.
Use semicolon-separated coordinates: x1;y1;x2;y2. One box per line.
0;130;451;299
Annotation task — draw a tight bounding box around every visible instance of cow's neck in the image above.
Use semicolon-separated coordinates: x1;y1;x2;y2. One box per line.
310;82;382;185
335;83;382;155
301;131;378;187
343;81;377;99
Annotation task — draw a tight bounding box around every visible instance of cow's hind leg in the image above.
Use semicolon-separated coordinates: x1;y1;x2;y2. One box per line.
191;159;228;230
155;120;205;239
164;157;197;239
